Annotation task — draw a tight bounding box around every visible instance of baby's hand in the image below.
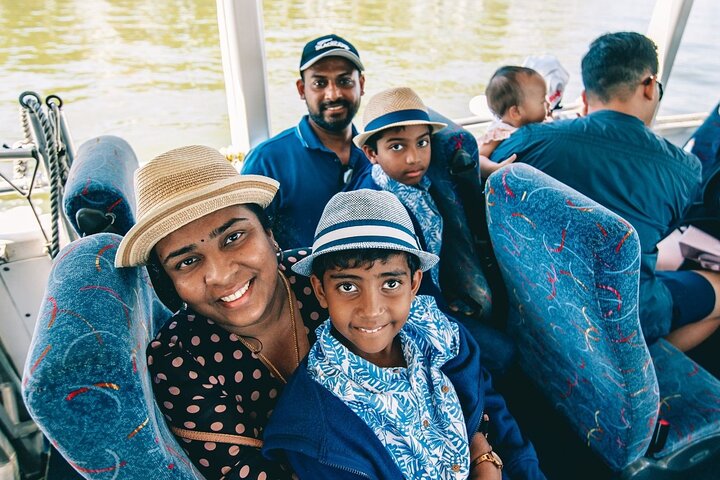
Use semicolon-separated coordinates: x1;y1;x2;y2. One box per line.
479;153;517;178
496;153;517;168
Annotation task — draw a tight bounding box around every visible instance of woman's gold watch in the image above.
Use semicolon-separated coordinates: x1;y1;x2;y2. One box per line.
471;450;504;469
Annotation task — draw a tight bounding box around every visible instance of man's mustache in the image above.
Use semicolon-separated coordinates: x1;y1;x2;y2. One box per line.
320;100;351;111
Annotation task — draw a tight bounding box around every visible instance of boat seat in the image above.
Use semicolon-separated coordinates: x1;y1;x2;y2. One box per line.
63;135;138;237
689;101;720;189
485;163;720;475
22;136;201;478
426;109;515;374
22;233;201;479
426;109;493;318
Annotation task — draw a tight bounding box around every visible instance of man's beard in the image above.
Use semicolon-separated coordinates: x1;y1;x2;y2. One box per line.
307;99;358;132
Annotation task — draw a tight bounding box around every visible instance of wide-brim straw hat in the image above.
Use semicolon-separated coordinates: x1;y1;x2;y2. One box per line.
115;145;279;268
292;189;438;276
353;87;447;148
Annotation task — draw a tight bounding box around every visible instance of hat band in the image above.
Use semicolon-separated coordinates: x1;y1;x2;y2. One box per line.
364;109;430;132
312;224;421;255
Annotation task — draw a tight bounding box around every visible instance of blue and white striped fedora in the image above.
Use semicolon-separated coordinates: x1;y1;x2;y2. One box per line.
353;87;447;148
292;189;439;276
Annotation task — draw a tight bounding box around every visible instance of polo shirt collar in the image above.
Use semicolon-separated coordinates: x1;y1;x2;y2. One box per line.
295;115;360;153
588;109;645;127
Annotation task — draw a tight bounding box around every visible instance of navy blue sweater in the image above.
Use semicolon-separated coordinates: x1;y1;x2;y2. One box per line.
262;323;544;479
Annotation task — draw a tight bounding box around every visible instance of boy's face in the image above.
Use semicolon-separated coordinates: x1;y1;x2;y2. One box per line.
310;252;422;365
517;73;550;125
362;124;431;186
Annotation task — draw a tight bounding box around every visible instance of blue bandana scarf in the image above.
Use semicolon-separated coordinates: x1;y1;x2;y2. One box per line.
371;164;443;287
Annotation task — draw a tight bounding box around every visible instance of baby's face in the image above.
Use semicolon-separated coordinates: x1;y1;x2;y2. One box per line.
518;74;550;125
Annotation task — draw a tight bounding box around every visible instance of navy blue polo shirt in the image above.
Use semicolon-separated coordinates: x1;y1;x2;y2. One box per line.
492;110;702;342
241;116;370;249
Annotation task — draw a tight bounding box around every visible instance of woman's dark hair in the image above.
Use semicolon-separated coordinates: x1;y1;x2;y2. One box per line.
485;66;540;117
147;203;272;312
311;248;420;280
581;32;658;103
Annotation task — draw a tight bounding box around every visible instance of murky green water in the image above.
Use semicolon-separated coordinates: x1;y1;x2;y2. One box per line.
0;0;718;166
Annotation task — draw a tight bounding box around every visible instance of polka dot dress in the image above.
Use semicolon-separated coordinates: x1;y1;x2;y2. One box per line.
148;249;324;479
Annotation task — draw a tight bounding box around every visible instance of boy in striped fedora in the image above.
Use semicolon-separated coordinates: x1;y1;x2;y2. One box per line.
262;189;544;479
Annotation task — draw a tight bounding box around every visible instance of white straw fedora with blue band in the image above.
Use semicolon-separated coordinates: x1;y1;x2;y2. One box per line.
353;87;447;148
115;145;279;268
292;189;439;276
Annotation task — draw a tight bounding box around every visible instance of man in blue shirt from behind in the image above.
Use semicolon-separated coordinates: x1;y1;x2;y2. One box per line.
492;32;720;351
241;34;370;249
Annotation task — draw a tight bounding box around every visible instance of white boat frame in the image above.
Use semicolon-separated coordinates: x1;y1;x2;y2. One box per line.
216;0;704;150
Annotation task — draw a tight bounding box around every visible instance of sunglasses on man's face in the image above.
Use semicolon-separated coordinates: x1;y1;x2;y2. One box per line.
643;75;664;101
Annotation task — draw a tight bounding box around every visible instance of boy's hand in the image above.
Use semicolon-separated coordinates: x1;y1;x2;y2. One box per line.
469;432;502;480
470;460;502;480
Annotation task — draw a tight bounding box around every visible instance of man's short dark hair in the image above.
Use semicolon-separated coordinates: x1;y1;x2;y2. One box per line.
311;248;421;280
581;32;659;103
485;66;540;118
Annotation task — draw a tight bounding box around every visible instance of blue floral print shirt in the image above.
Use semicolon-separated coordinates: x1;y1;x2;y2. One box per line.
371;164;443;287
307;295;470;479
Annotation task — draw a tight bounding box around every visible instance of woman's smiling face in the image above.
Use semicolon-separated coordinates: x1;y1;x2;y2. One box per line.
154;204;282;335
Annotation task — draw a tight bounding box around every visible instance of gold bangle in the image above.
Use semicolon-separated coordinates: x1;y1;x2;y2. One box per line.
470;450;492;469
470;448;503;470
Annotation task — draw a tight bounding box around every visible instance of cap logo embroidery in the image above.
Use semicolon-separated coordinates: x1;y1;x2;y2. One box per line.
315;39;350;51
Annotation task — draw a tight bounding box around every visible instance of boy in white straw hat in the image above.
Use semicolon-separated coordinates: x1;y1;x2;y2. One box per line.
262;189;544;480
349;87;517;374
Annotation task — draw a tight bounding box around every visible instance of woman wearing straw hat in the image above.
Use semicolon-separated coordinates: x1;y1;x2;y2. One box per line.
115;145;327;479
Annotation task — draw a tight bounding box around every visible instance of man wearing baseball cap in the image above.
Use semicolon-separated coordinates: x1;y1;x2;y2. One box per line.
242;34;370;250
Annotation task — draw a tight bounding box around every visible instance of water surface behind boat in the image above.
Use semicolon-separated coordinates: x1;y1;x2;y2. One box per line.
0;0;718;163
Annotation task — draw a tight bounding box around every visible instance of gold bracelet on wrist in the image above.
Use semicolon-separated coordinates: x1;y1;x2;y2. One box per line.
470;448;504;470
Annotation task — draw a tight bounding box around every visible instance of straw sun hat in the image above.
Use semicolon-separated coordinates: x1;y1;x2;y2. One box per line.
115;145;279;268
353;87;447;148
292;189;439;276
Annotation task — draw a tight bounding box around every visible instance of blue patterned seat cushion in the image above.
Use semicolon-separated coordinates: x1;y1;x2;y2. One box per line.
486;163;720;470
63;136;138;236
426;109;492;318
486;163;658;470
22;233;201;478
649;339;720;458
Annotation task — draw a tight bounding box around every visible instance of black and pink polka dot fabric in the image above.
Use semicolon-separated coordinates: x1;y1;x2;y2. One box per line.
148;249;325;479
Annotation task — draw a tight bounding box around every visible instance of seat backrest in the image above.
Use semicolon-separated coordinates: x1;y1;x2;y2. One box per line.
63;135;138;237
22;233;202;479
485;163;659;471
689;102;720;187
426;109;493;319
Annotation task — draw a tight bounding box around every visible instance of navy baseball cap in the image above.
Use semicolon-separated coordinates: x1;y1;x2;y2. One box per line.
299;34;364;73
